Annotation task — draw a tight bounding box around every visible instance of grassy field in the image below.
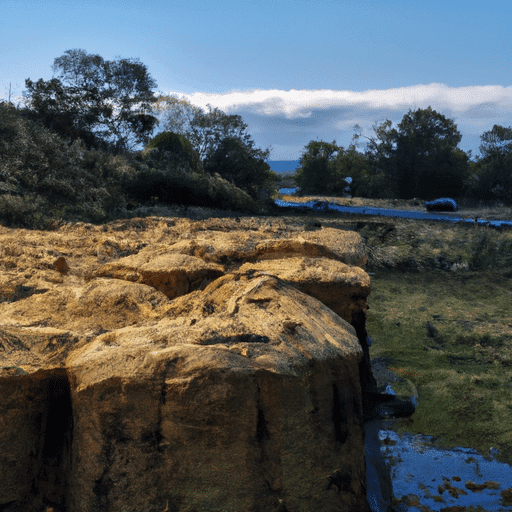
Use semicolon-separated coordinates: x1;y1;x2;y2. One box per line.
272;196;512;466
367;269;512;465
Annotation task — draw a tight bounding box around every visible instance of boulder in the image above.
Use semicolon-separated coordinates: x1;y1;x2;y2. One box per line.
0;278;172;332
0;217;378;512
93;250;225;299
237;257;371;331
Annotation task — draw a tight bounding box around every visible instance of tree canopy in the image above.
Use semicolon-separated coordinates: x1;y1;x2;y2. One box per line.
475;124;512;203
295;140;340;195
153;96;202;140
145;131;203;173
152;98;276;200
365;107;469;199
25;49;159;151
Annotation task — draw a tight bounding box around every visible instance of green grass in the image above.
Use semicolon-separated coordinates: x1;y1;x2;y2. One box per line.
266;211;512;465
367;269;512;464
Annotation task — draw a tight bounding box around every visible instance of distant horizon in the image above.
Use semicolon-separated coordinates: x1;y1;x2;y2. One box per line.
266;160;300;174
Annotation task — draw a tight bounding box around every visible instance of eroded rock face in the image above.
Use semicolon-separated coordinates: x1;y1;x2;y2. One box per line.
0;216;374;512
237;257;371;330
93;251;225;299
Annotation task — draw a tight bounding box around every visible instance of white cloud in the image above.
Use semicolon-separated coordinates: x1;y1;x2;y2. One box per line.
174;84;512;119
158;84;511;159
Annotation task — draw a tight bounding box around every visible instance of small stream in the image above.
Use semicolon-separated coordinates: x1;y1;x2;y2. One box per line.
364;373;512;511
275;196;512;229
366;419;394;512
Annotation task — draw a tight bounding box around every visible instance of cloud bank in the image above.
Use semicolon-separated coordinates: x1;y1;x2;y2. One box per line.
167;84;512;159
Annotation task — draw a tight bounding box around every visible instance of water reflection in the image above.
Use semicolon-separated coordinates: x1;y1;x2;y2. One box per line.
380;429;512;511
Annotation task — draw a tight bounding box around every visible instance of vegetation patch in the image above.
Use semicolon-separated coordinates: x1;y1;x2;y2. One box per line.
367;269;512;465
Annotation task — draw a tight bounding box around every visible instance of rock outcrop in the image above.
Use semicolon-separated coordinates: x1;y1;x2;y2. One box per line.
0;216;377;512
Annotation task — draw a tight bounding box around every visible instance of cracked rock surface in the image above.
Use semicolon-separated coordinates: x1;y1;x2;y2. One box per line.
0;216;374;512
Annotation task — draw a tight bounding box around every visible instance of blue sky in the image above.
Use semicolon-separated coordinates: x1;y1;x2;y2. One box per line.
2;0;511;159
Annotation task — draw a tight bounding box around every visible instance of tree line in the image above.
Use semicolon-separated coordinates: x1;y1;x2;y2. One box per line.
295;108;512;204
2;48;511;230
0;49;278;226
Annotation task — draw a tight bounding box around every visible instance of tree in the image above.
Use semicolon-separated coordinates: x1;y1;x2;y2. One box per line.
152;99;276;199
476;125;512;203
352;121;397;198
155;99;258;161
187;105;255;161
145;131;203;173
365;108;469;199
25;49;158;151
330;145;376;198
295;140;380;198
153;95;203;136
203;136;276;199
295;140;340;195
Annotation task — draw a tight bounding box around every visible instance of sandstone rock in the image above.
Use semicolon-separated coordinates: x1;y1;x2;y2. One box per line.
0;216;376;512
237;257;371;328
62;275;367;511
299;227;368;267
94;250;225;299
0;278;172;332
157;226;366;267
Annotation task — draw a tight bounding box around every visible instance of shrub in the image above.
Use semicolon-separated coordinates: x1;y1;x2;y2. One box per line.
0;193;47;228
145;131;203;173
0;103;263;227
469;229;512;270
121;160;257;212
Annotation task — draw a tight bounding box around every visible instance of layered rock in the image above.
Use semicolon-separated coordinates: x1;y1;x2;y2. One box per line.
0;216;375;512
93;251;225;299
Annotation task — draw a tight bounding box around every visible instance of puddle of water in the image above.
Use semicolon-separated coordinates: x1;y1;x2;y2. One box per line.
365;379;512;511
379;429;512;511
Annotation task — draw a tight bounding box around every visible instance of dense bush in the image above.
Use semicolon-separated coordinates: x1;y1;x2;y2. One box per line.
0;193;48;228
0;102;260;227
121;149;257;211
0;50;276;228
145;131;203;173
0;102;113;224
